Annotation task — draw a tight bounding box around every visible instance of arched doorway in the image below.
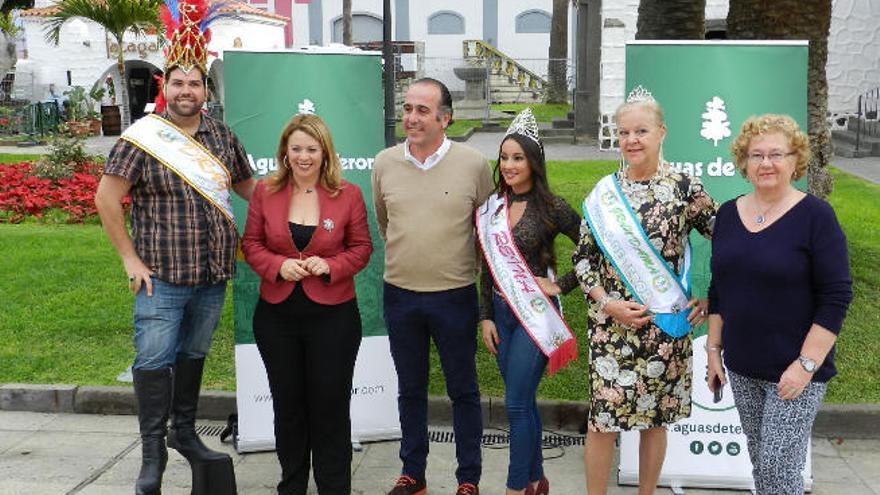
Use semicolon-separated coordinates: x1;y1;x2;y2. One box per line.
124;60;162;121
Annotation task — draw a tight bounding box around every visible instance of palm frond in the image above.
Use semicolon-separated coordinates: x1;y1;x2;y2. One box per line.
43;0;162;46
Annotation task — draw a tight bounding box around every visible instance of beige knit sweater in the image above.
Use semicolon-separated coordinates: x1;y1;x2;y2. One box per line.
372;142;494;291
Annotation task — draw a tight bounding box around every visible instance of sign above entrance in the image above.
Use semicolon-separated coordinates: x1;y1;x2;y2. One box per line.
106;37;161;60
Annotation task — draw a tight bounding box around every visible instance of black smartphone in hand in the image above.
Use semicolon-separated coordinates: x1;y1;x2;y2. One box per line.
712;376;723;403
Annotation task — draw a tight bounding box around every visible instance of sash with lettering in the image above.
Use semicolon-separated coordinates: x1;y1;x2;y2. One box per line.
582;174;693;338
121;113;234;222
476;193;577;374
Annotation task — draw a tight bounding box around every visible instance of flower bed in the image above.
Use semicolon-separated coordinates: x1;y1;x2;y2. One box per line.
0;161;112;224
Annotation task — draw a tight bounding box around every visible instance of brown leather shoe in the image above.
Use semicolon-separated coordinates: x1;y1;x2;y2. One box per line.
455;482;479;495
387;475;426;495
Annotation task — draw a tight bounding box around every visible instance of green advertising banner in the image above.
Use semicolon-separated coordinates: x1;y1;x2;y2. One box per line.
627;40;808;311
619;41;809;490
225;50;386;344
224;49;399;452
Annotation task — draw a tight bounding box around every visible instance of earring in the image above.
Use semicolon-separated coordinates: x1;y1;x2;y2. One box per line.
618;154;629;175
282;156;290;170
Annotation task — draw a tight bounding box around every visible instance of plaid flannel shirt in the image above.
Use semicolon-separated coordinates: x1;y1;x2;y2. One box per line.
104;113;253;286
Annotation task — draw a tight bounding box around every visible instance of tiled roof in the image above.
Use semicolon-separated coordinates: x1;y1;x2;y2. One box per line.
21;1;289;22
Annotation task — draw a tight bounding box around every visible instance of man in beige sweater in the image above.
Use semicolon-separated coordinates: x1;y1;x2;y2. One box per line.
373;78;494;495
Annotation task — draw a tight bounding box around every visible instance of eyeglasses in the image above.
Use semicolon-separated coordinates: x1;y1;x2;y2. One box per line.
747;152;795;164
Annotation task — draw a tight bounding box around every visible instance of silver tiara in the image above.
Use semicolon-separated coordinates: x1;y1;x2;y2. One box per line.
626;85;655;103
504;108;541;145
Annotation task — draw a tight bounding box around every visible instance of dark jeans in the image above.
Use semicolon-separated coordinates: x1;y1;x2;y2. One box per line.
493;293;548;490
254;286;362;495
384;282;482;485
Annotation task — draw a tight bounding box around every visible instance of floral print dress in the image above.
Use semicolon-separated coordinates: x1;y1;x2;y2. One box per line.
572;165;716;432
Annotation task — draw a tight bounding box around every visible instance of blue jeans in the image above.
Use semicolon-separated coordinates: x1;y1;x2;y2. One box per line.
384;282;482;485
133;277;227;370
493;293;548;490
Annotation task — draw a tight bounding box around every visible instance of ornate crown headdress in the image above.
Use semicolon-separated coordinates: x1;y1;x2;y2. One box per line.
160;0;236;74
504;108;541;145
626;85;655;104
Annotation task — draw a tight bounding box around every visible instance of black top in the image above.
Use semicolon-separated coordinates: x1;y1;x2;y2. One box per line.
479;190;582;321
288;222;316;252
708;194;852;382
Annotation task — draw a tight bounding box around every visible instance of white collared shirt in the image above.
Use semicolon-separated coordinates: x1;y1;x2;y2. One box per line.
404;136;451;171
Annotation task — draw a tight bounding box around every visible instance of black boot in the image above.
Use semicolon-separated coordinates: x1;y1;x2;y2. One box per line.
132;367;172;495
167;356;230;463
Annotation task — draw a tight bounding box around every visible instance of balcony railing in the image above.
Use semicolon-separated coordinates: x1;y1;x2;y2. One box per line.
462;40;547;95
855;86;879;153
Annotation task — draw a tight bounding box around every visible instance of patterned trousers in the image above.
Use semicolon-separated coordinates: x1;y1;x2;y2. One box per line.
728;370;827;495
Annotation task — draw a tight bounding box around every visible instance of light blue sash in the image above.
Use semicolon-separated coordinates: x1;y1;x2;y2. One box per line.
582;174;693;338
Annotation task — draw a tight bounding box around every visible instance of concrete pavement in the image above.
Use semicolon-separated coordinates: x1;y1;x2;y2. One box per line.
1;384;878;494
1;408;878;495
0;411;880;495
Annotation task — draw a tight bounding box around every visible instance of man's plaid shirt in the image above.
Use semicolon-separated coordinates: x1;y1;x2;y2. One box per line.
104;113;253;286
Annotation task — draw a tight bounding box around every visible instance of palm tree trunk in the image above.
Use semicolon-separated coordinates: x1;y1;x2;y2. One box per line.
116;54;131;129
342;0;353;46
636;0;706;39
546;0;569;104
728;0;833;198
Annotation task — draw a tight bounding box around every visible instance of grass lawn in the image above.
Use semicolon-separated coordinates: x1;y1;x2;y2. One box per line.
395;119;483;140
393;104;572;139
0;160;877;404
0;153;43;163
492;103;572;122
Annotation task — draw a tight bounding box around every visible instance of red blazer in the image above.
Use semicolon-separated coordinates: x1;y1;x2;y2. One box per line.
242;179;373;305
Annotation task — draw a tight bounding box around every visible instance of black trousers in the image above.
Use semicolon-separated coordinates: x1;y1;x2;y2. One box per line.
253;285;362;495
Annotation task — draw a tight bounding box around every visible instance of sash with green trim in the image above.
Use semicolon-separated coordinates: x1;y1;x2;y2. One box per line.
477;193;577;374
122;114;234;222
582;174;693;338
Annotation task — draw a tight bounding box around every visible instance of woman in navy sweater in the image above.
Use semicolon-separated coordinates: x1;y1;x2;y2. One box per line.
706;114;852;495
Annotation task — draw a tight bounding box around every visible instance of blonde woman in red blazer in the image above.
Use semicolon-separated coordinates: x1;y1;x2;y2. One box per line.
242;114;372;495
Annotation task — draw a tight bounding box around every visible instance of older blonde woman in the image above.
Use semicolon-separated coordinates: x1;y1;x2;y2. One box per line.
706;114;852;495
573;87;717;494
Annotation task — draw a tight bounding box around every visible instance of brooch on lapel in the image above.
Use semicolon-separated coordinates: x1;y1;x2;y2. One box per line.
322;218;335;232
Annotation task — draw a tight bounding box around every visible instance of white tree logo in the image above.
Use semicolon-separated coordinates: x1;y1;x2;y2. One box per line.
700;96;731;147
297;99;317;115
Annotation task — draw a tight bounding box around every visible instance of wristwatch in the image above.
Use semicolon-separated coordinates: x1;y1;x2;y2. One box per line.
798;355;818;373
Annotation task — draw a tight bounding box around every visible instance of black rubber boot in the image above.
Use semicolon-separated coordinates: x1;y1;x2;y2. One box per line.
132;367;172;495
167;356;230;463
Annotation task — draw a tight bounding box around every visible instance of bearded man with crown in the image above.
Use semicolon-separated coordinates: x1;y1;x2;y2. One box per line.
94;2;255;493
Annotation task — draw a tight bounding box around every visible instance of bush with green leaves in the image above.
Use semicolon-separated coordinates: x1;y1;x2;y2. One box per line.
29;131;94;180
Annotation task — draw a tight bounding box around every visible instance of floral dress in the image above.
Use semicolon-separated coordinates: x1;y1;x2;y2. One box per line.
572;165;716;432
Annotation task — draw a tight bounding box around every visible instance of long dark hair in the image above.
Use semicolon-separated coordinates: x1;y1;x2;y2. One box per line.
493;133;559;270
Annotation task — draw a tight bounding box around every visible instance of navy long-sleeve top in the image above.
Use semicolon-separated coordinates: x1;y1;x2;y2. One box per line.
708;194;852;383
